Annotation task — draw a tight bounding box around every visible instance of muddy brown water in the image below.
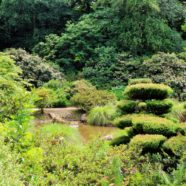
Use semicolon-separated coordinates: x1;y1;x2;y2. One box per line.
34;108;118;142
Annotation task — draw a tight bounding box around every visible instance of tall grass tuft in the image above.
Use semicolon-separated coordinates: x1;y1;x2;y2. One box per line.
88;105;117;126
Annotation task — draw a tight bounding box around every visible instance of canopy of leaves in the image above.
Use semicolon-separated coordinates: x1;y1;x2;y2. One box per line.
6;48;63;87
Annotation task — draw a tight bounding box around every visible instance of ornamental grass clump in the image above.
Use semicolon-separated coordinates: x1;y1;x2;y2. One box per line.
88;105;117;126
112;78;185;155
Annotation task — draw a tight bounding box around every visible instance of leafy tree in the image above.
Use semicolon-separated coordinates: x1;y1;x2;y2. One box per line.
6;48;63;87
34;0;183;73
0;0;76;49
142;52;186;99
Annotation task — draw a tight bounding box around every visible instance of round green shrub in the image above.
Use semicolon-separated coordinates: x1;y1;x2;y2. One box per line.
87;105;117;126
180;123;186;134
137;102;147;112
146;99;173;115
128;78;152;85
71;86;117;112
117;100;137;114
129;134;167;151
113;115;133;129
111;127;133;146
124;83;173;100
132;115;180;137
163;135;186;156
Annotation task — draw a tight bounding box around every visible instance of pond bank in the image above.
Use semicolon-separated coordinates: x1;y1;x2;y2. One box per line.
34;107;118;142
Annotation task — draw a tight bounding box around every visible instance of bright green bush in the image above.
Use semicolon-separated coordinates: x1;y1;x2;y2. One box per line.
132;115;180;136
129;134;167;151
146;99;173;115
111;127;134;146
71;88;116;112
137;102;147;112
124;83;173;100
180;123;186;134
88;105;117;126
0;137;24;186
117;100;137;114
33;87;57;111
113;115;133;129
43;80;72;107
129;78;152;85
163;135;186;156
110;86;125;100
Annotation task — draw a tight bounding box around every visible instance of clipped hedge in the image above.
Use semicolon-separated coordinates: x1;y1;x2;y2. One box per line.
124;83;173;100
129;134;167;151
163;135;186;156
113;115;133;129
132;115;180;136
146;100;173;115
117;100;137;113
111;127;133;146
128;78;152;85
180;123;186;134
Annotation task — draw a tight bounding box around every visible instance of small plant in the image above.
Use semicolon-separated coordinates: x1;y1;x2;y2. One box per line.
71;88;116;112
88;105;117;126
33;87;57;113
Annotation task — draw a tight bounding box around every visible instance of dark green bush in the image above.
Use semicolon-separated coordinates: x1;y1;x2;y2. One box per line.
124;83;173;100
146;100;173;115
142;52;186;99
113;115;133;129
129;134;167;151
117;100;137;114
6;48;63;87
137;102;147;112
132;115;180;137
111;127;134;146
129;78;152;85
180;123;186;134
163;135;186;156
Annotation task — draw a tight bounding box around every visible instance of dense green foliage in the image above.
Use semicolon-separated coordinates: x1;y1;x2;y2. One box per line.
0;0;85;49
113;80;186;158
71;80;117;111
1;0;186;185
6;48;63;87
88;105;117;126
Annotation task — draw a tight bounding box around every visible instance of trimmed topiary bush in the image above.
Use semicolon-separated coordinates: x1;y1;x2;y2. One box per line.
146;99;173;115
180;123;186;134
113;78;185;164
132;115;180;137
129;78;152;85
163;135;186;156
129;134;167;151
111;127;134;146
117;100;137;114
113;115;133;129
124;83;173;100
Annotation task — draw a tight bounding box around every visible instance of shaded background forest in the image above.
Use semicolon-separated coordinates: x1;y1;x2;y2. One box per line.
1;0;186;97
